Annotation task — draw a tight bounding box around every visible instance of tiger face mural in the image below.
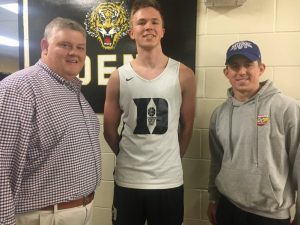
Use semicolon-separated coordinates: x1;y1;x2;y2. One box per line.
85;1;130;50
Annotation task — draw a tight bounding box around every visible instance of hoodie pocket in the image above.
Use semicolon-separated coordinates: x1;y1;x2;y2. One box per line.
215;167;279;212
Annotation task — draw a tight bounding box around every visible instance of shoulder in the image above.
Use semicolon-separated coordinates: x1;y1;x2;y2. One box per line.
107;69;120;88
117;62;131;75
276;94;300;116
167;58;194;77
262;81;298;110
210;100;230;121
267;93;299;111
179;63;194;77
0;66;36;94
268;94;300;128
278;93;298;104
0;69;37;109
177;62;195;91
106;69;121;100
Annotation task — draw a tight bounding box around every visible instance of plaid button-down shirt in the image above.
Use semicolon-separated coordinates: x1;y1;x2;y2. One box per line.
0;60;101;225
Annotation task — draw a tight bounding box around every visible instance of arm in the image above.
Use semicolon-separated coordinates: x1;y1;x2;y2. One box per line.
207;109;224;225
103;69;122;155
292;220;300;225
178;64;196;158
207;202;218;225
0;86;33;225
288;105;300;225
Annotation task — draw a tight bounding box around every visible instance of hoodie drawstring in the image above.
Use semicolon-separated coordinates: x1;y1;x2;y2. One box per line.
229;104;234;160
255;96;259;167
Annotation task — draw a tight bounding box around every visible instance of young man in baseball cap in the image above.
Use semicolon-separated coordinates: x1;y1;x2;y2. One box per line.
207;40;300;225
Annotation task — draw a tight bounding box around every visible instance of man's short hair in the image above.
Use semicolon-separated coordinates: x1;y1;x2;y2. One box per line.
43;17;86;40
130;0;164;26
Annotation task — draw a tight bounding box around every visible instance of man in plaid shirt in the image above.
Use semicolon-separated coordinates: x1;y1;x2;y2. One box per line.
0;17;101;225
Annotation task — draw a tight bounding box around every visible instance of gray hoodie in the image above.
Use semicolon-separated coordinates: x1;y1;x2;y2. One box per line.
208;80;300;220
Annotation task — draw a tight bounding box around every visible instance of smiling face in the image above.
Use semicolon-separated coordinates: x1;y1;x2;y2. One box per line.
224;55;266;101
41;28;86;80
129;7;165;50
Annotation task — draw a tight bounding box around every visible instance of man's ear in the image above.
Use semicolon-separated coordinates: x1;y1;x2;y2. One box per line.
41;39;49;54
223;67;229;79
161;28;165;38
259;63;266;76
128;28;134;40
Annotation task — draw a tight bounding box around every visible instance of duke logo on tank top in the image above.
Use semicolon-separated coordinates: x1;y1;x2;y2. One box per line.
133;98;168;134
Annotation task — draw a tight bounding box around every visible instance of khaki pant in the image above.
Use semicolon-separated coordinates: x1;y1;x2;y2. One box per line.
16;201;93;225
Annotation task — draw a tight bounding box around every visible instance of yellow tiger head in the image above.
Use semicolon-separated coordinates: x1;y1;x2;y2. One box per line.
85;1;129;50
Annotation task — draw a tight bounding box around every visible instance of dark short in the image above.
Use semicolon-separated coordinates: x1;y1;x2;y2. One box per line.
112;183;184;225
216;195;290;225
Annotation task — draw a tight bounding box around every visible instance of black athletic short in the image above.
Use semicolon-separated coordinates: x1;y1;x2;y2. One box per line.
112;183;184;225
216;195;290;225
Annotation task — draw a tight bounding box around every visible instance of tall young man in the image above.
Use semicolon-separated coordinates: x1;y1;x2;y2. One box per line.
104;1;196;224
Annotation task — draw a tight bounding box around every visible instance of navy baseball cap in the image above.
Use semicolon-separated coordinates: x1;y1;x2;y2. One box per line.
225;40;261;64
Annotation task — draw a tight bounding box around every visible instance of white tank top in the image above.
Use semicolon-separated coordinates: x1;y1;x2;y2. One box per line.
115;58;183;189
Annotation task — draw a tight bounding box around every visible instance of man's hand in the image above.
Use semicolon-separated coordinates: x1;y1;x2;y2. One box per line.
291;219;300;225
207;202;218;225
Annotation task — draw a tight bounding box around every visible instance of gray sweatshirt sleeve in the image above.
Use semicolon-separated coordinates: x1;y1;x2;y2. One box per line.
208;108;224;202
288;104;300;223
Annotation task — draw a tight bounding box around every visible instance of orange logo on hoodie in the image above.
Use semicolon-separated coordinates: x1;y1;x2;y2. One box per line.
257;115;270;126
